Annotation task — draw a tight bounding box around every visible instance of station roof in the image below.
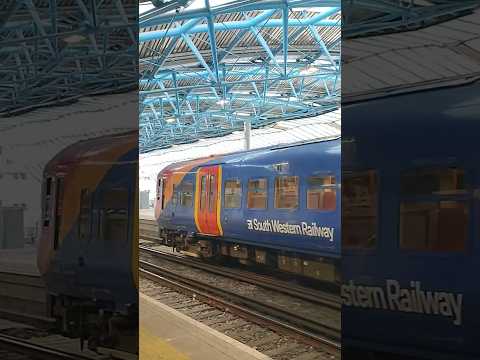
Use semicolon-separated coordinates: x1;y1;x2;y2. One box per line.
343;0;480;102
0;0;137;117
139;108;340;193
139;0;341;153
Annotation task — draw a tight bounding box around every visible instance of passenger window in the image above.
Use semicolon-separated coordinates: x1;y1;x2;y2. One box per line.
101;188;128;242
79;189;91;240
180;181;193;207
399;168;467;252
401;168;466;196
46;177;52;196
54;177;64;250
248;179;267;209
43;177;53;226
200;175;207;210
161;178;167;209
307;176;336;211
342;170;377;249
172;184;177;205
157;178;162;201
224;179;241;208
274;176;298;209
209;175;216;211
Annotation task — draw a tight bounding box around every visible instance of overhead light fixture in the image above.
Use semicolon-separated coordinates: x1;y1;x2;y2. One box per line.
63;34;87;44
165;117;176;123
216;99;229;106
299;66;319;75
266;91;281;97
236;112;251;116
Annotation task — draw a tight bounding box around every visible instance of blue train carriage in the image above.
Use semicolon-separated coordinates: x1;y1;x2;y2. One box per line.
37;131;138;351
342;81;480;359
155;138;341;283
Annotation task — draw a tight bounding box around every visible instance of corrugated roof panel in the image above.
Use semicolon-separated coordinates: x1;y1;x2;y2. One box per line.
343;7;480;102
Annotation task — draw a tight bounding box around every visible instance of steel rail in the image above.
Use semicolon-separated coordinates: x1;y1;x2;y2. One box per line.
0;334;101;360
139;243;340;310
139;260;340;351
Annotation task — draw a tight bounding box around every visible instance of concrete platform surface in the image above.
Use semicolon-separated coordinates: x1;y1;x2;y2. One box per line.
140;208;155;220
0;246;39;275
140;293;271;360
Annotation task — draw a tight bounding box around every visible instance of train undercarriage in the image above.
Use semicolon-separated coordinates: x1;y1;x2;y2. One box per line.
47;294;138;353
157;227;340;284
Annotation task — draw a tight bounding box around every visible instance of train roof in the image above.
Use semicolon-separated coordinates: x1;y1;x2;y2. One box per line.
45;131;137;175
160;136;340;175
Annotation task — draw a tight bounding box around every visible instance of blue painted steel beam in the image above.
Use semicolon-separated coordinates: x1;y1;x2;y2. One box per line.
141;0;339;27
139;1;340;153
140;15;339;42
181;33;216;81
206;0;222;84
282;3;289;77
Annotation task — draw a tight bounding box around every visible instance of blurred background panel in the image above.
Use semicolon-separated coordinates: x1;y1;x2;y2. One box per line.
342;1;480;359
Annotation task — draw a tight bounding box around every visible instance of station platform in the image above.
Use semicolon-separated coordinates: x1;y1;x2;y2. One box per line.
140;293;271;360
139;208;155;221
0;246;39;276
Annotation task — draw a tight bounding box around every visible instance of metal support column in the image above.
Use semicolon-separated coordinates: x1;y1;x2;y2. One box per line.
244;118;251;150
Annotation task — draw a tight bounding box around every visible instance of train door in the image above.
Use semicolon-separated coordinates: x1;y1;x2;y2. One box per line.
195;166;222;236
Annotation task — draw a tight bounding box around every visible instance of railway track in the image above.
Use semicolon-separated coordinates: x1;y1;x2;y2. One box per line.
139;217;340;358
138;219;157;236
0;334;96;360
0;272;55;329
139;244;339;310
140;260;339;346
0;333;137;360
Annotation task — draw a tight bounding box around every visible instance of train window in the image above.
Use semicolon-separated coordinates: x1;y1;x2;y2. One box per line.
401;168;466;196
157;178;162;201
275;176;298;209
209;175;216;211
224;179;241;208
78;189;91;240
43;177;53;226
180;181;193;207
248;179;267;209
101;188;128;242
342;170;377;249
161;178;167;209
172;184;178;206
45;177;52;196
53;178;64;250
400;201;468;252
200;175;207;210
399;168;468;252
307;176;336;211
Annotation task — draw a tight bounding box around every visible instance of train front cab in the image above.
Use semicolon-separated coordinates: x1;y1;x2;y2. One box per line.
37;135;138;351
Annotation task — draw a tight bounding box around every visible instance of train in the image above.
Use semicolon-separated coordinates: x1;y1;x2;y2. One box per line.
342;80;480;359
154;138;341;283
37;131;138;352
